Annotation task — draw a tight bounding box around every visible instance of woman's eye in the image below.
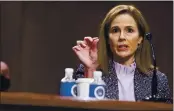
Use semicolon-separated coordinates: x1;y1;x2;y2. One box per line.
111;28;119;33
127;28;134;33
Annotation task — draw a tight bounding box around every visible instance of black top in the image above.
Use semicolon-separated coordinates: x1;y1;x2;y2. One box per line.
0;75;10;91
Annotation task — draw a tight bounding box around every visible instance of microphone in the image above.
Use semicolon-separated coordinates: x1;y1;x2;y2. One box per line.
142;33;172;103
146;33;157;98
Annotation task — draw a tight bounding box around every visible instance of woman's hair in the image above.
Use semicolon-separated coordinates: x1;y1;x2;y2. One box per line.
98;4;153;74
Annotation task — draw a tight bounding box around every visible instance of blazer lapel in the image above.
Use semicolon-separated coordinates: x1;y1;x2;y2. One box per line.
104;60;119;99
134;69;152;101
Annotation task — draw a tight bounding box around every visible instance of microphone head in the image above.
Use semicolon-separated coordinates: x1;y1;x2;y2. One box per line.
145;33;152;40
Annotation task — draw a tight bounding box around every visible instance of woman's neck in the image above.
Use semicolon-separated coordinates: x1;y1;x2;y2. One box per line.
113;55;135;66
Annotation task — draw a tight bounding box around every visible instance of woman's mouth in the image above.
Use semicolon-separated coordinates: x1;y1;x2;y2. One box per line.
117;44;129;51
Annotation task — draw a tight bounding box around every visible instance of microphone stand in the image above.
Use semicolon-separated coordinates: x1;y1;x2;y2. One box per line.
142;33;172;104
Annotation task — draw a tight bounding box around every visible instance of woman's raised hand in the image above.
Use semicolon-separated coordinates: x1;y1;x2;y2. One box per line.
72;36;99;72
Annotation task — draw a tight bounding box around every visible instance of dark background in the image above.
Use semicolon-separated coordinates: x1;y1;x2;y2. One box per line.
1;1;173;95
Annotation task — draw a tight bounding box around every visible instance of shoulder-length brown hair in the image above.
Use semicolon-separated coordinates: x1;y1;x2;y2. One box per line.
98;5;153;74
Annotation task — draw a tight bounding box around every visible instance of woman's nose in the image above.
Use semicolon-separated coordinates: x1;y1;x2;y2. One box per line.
119;31;126;40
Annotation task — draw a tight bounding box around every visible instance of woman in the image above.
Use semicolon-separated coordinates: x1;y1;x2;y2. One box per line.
72;5;171;101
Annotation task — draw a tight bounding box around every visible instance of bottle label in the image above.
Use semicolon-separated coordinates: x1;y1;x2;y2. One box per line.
60;82;77;97
89;84;105;99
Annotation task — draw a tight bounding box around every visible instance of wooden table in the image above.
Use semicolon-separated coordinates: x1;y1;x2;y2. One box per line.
0;92;173;111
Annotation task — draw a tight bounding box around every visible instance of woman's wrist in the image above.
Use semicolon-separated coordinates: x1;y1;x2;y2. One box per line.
84;67;96;78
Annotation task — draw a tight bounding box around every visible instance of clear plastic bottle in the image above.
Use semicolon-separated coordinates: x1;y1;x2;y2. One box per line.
89;71;106;99
93;71;105;85
60;68;77;97
61;68;75;82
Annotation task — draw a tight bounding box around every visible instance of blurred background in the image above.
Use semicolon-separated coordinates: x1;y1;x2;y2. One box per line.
1;1;173;94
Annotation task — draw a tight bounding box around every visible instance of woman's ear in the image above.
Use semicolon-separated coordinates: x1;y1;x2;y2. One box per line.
138;36;143;45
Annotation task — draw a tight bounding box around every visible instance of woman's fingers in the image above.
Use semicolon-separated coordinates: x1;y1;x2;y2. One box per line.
76;40;82;45
76;40;87;48
84;36;93;42
73;36;99;52
93;37;99;40
92;37;99;52
72;45;81;51
84;37;93;46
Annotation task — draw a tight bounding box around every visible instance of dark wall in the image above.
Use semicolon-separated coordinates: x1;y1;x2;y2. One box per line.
1;1;173;94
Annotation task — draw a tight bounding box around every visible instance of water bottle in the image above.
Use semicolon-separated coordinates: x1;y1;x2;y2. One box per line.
60;68;77;97
89;71;106;99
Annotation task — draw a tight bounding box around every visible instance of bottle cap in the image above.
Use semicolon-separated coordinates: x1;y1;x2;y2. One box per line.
93;71;102;78
65;68;74;77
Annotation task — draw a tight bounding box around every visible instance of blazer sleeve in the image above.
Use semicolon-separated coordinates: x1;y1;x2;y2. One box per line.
157;71;172;99
73;64;85;80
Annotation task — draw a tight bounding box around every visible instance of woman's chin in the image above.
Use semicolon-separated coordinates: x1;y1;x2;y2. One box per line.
116;52;132;59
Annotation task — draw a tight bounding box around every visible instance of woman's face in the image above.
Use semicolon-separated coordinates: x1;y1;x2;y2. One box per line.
108;13;142;60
